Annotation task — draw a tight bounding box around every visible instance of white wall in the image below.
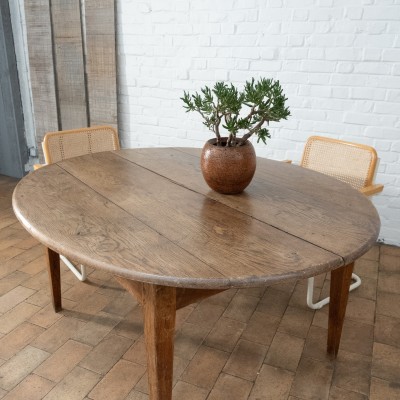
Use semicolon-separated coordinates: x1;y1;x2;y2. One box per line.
116;0;400;246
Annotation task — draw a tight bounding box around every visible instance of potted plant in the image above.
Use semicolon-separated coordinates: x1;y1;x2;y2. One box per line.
182;78;290;194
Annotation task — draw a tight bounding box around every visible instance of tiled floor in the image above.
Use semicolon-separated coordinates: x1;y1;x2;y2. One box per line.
0;174;399;400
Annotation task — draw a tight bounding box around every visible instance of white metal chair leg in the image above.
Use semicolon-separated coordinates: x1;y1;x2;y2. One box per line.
306;273;361;310
60;255;87;282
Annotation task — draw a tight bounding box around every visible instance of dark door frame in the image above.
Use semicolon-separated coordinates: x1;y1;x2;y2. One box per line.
0;0;27;178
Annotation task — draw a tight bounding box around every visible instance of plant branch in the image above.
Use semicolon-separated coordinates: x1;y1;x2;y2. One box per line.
181;78;290;146
239;118;267;144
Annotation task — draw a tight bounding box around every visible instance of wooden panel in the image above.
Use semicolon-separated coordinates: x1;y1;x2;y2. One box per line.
12;164;225;288
58;152;342;284
84;0;117;128
24;0;58;161
13;149;380;289
51;0;87;129
116;148;380;264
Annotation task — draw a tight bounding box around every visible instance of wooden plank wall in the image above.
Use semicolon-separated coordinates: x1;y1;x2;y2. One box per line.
24;0;59;158
24;0;118;161
85;0;118;129
51;0;87;130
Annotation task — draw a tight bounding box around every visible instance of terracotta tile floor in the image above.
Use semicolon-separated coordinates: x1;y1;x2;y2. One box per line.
0;174;399;400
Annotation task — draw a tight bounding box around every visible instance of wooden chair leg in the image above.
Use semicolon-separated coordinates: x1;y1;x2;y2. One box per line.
45;247;62;312
143;284;176;400
327;262;354;358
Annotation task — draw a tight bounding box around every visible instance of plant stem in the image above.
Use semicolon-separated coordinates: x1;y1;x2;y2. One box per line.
238;118;267;145
245;105;257;121
214;117;222;145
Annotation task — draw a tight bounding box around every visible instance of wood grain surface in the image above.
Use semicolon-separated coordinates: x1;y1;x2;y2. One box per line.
24;0;59;161
51;0;88;129
84;0;117;128
12;149;380;289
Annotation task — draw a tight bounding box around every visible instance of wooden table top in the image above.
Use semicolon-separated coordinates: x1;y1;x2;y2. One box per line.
12;148;380;289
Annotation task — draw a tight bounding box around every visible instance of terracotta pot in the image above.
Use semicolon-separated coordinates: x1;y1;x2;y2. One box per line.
201;138;257;194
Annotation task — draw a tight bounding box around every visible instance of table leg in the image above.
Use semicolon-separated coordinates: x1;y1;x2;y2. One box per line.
45;247;62;312
327;262;354;358
143;284;176;400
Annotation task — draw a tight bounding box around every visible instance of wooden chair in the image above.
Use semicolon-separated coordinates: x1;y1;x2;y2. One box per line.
35;126;120;281
299;136;383;309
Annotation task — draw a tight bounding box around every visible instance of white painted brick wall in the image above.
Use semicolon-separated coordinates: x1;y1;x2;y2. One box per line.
117;0;400;245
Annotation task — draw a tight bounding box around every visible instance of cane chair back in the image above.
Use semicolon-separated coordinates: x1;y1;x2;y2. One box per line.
42;126;120;164
39;125;119;282
300;136;383;310
300;136;378;191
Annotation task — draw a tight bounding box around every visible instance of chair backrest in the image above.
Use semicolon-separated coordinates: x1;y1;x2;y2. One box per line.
42;126;120;164
300;136;378;191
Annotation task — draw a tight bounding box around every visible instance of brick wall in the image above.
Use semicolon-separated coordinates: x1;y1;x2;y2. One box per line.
116;0;400;245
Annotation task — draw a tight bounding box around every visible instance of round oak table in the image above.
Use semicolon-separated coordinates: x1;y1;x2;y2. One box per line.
12;148;380;400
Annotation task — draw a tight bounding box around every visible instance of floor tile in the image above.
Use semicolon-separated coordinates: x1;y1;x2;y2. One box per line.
361;246;380;261
265;332;304;371
241;311;281;346
102;292;137;317
73;311;122;346
328;385;368;400
290;357;334;400
223;339;267;381
345;296;376;325
353;259;379;280
278;306;314;339
203;288;237;307
181;345;229;389
2;374;54;400
0;346;50;391
32;317;87;353
135;355;188;395
35;340;92;382
125;390;148;400
42;366;101;400
0;271;30;297
249;364;294;400
340;319;374;357
0;286;36;314
223;293;260;323
256;288;291;318
123;339;147;365
88;360;145;400
302;325;329;362
378;271;400;295
374;314;400;349
172;381;209;400
207;373;253;400
174;322;211;360
351;276;377;301
0;322;44;360
370;377;400;400
204;317;245;353
186;302;225;328
333;350;371;396
110;305;143;340
377;290;400;319
28;304;63;329
372;342;400;383
379;253;400;273
79;334;132;375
